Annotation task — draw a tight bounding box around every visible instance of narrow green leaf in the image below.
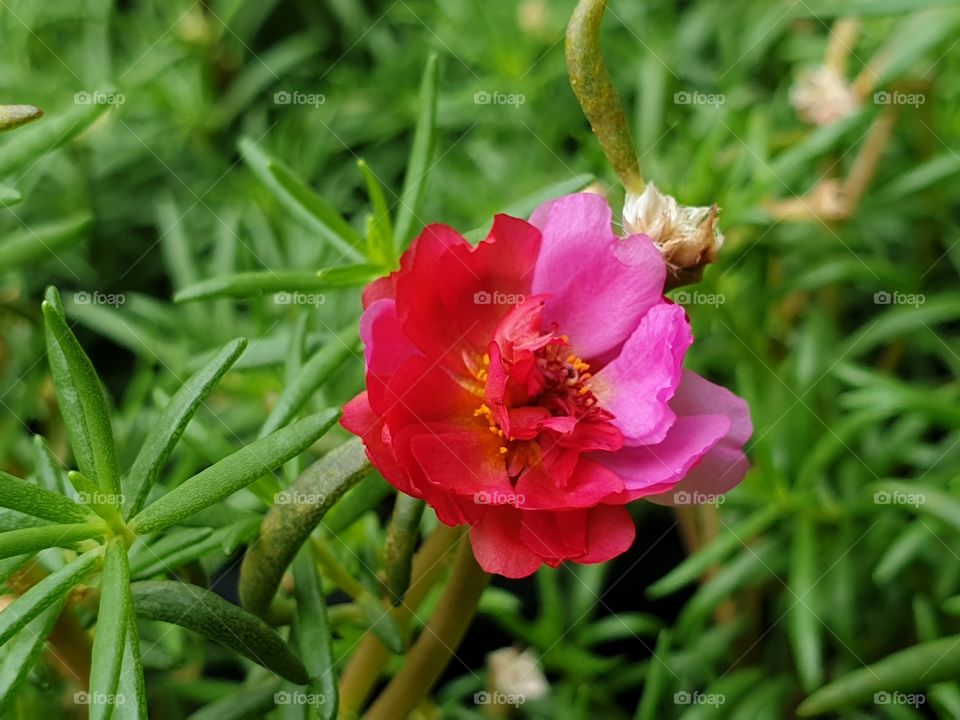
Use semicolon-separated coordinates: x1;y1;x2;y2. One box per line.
789;515;824;692
579;613;663;647
130;580;309;684
123;338;247;518
129;521;259;579
674;540;780;638
0;184;21;207
634;629;671;720
32;435;68;495
0;104;43;131
0;214;93;268
677;668;766;720
383;495;425;605
89;540;132;720
0;102;107;177
258;325;359;437
174;267;379;303
0;547;102;646
131;409;341;534
156;193;197;291
0;470;92;524
269;161;362;248
648;505;781;598
239;438;370;616
321;474;391;534
0;597;65;715
798;635;960;715
113;620;148;720
872;481;960;532
393;53;438;249
43;287;120;497
874;522;931;584
0;523;105;560
292;546;338;720
209;34;318;129
238;138;364;260
186;681;281;720
357;159;394;264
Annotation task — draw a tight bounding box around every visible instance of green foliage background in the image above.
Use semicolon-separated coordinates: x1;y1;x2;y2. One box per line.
1;0;960;718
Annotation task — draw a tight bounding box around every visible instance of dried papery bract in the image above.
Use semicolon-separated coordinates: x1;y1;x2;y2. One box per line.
623;182;724;289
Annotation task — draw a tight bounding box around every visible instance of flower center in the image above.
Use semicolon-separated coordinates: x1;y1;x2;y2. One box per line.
466;334;606;451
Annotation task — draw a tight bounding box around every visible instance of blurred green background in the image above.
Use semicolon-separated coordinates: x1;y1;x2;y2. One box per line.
2;0;960;717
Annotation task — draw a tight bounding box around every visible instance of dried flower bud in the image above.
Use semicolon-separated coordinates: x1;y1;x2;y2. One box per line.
487;647;549;701
790;65;859;126
623;181;724;287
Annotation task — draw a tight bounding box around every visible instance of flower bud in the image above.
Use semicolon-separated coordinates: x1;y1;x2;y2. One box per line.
623;181;723;287
487;647;549;701
790;65;859;126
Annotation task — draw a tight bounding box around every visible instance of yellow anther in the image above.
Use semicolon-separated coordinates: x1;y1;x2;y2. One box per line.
499;446;508;454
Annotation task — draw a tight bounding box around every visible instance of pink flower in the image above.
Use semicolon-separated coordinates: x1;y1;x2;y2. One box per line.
342;193;752;578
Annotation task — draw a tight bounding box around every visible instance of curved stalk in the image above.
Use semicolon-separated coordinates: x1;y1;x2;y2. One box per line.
364;539;491;720
566;0;643;193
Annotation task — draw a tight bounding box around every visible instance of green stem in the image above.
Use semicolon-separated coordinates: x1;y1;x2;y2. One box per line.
566;0;643;193
364;539;491;720
337;524;462;717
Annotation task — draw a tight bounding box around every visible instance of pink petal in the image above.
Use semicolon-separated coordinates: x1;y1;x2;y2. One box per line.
470;508;543;578
360;299;419;376
396;217;541;370
408;429;513;497
530;193;667;359
590;302;692;446
576;504;636;564
646;370;753;505
597;414;731;500
514;457;623;509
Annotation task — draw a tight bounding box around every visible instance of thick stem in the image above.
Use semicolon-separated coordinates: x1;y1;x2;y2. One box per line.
566;0;643;193
364;540;491;720
337;524;462;717
824;19;860;75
